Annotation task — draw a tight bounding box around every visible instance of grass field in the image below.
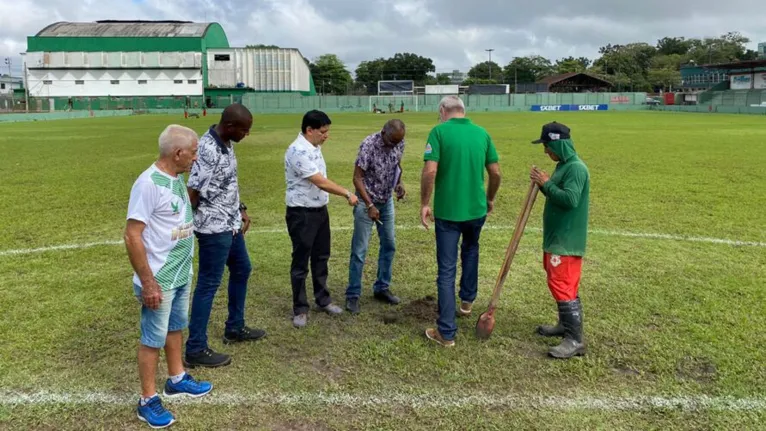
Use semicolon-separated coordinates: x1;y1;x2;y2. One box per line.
1;110;765;430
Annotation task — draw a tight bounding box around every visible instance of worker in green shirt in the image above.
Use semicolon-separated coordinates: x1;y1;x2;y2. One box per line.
529;121;590;359
420;95;502;347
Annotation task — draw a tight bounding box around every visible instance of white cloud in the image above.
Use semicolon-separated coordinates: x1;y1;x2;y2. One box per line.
0;0;764;77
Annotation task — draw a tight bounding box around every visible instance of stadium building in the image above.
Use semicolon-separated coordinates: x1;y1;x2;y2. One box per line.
22;20;315;111
680;65;729;94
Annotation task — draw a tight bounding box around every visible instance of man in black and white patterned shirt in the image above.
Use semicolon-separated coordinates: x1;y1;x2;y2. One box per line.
184;104;266;368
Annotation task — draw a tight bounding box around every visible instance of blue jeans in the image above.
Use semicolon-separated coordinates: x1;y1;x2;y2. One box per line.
186;230;251;354
134;283;190;349
346;197;396;299
435;216;486;341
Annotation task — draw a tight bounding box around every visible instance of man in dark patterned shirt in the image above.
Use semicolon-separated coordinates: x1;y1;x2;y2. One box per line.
345;119;406;314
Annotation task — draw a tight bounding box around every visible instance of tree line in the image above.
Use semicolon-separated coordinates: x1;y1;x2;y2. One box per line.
253;32;759;94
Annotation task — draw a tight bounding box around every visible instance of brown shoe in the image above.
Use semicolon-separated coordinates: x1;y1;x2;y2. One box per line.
457;301;472;317
425;328;455;347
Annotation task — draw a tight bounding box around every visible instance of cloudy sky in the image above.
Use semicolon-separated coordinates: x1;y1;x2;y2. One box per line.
1;0;764;77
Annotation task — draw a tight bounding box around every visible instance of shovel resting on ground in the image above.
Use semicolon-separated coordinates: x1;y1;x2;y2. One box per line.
475;178;540;340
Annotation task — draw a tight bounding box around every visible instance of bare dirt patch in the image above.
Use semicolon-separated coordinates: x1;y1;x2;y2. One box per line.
676;356;717;383
400;295;438;321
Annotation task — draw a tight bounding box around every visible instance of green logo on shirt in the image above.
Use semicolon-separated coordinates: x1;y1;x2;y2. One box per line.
171;201;180;215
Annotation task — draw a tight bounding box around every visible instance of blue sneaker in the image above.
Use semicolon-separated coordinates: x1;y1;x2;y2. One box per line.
163;373;213;398
136;395;175;429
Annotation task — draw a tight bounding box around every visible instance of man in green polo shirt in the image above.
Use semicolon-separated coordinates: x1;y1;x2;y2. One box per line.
420;95;502;347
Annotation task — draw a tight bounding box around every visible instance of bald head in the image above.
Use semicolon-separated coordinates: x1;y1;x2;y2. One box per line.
220;103;252;124
382;119;406;147
384;119;405;134
218;103;253;143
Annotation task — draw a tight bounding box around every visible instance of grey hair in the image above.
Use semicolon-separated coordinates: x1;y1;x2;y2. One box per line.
438;95;465;113
158;124;198;156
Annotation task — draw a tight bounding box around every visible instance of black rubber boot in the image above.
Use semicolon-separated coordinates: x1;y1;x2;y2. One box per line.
548;298;586;359
536;303;566;337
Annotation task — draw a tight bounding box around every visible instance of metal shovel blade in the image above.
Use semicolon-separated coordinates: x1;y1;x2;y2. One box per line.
475;308;496;340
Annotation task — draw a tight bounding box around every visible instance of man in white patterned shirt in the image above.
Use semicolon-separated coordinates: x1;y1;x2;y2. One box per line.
184;104;265;368
284;109;359;328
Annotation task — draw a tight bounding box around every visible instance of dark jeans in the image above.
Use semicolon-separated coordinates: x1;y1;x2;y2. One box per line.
185;230;251;354
435;216;486;341
286;206;332;315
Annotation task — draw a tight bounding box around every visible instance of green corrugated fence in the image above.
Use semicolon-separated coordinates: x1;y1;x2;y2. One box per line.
650;105;766;115
17;92;648;115
240;92;648;114
696;90;766;108
23;96;207;112
2;92;650;123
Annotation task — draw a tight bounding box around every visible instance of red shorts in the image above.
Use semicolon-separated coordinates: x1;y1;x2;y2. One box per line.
543;252;582;301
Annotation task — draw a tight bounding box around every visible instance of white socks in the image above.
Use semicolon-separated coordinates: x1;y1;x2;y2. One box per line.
169;372;186;384
140;372;186;404
140;394;158;405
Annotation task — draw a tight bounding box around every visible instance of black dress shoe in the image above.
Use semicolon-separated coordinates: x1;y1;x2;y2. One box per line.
223;326;267;344
345;297;360;314
374;290;400;305
184;348;232;368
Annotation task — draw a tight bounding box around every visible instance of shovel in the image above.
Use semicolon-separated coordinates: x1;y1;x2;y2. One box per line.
475;179;540;340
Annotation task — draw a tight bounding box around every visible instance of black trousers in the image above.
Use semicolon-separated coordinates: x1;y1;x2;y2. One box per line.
286;206;332;315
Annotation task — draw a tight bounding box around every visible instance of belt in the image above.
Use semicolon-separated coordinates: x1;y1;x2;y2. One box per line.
287;205;326;212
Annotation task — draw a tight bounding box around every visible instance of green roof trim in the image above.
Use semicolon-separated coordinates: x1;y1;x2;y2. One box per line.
27;37;201;52
27;22;230;53
201;23;229;49
304;74;317;96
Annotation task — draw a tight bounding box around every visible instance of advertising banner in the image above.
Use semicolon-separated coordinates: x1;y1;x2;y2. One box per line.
730;74;752;90
753;72;766;89
425;85;459;94
530;104;609;112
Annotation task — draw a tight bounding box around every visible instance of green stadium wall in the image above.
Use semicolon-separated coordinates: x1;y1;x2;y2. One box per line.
20;92;648;114
240;92;649;114
650;105;766;115
24;96;207;112
0;109;134;123
3;92;651;122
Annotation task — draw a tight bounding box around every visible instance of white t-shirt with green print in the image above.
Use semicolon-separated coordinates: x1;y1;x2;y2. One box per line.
127;163;195;291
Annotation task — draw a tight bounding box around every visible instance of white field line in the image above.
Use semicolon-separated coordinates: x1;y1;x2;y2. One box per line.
0;240;126;256
2;391;766;411
1;225;764;257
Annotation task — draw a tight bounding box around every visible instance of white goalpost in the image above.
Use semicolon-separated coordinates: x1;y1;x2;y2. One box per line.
370;80;418;113
369;95;419;113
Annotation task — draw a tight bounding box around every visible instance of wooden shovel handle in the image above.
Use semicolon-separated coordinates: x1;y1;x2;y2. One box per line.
487;179;540;309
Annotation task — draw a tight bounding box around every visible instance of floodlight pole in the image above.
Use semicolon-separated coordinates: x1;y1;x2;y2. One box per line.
20;52;29;113
4;57;13;108
485;49;494;80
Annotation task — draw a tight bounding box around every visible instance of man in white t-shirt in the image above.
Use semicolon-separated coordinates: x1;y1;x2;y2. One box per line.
284;109;359;328
124;124;213;429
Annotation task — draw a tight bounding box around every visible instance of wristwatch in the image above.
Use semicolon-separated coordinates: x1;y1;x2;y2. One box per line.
239;203;247;211
366;203;375;210
345;191;352;200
